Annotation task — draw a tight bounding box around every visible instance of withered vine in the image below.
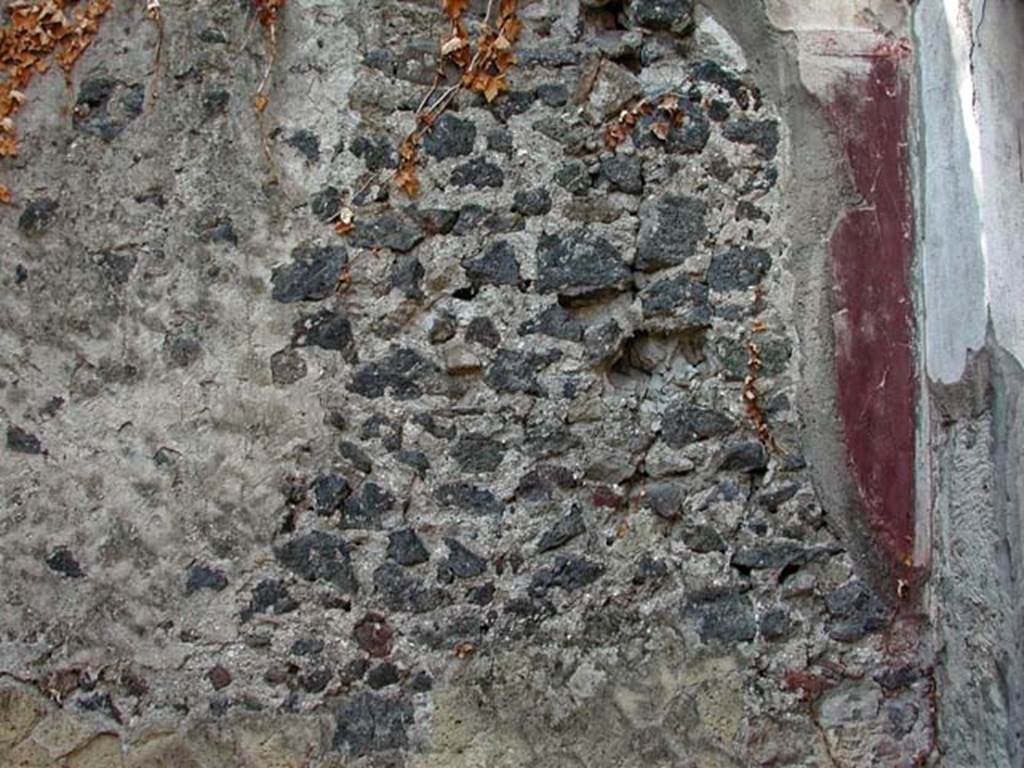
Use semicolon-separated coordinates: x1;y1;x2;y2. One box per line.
391;0;521;199
252;0;285;180
0;0;111;204
604;92;686;150
145;0;163;105
744;289;780;452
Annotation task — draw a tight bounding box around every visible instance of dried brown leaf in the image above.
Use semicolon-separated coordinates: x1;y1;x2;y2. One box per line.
442;0;468;21
440;34;467;57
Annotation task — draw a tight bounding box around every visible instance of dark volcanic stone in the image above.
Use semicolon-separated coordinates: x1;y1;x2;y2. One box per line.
271;349;307;385
291;637;325;656
708;100;730;122
434;483;502;515
197;214;237;244
18;198;59;236
338;441;375;473
413;413;456;440
530;555;604;595
429;312;457;344
533;116;590;155
718;336;791;381
423;113;477;159
241;579;298;621
583;319;624;365
826;579;893;642
635;195;707;272
634;101;709;155
353;612;394;657
555;161;592;196
350;210;425;253
723;118;780;159
292;310;355;357
640;274;711;327
536;232;631;299
202;88;230;116
518;304;585;342
685;589;756;643
486;127;513;153
489;89;537;122
453;204;489;235
691;59;751;109
415;207;459;235
536;508;585;552
465;317;501;348
77;76;116;109
524;422;581;458
271;244;347;303
300;668;332;693
717;442;769;472
515;465;578;502
467;582;495;605
207;665;232;690
332;692;414;756
642;483;682;521
708;247;772;290
350;135;398;171
366;662;401;689
342;482;394;528
632;553;670;586
731;541;805;571
286;129;321;163
600;155;644;194
757;484;800;512
309;186;341;222
683;525;727;553
408;670;433;692
45;548;84;578
164;334;202;368
628;0;695;34
275;531;359;593
736;200;770;223
387;528;430;566
7;425;43;454
349;348;447;400
437;538;488;582
662;404;733;447
96;251;137;284
391;255;425;299
451;433;507;473
185;565;228;594
373;562;449;613
484;349;561;396
512;187;552;216
464;241;520;286
311;474;353;515
536;82;569;107
73;78;143;141
760;608;792;641
451;157;505;188
396;450;431;477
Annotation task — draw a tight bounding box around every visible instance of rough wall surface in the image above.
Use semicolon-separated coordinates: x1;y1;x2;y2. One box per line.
0;0;943;766
914;0;1024;764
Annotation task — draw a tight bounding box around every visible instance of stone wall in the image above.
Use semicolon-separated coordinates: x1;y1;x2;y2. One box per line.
0;1;945;766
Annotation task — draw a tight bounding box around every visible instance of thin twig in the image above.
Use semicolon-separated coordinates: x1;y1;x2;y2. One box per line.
415;71;443;115
255;21;280;183
145;0;164;108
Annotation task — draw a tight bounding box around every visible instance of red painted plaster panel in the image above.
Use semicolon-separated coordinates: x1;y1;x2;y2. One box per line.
827;48;916;569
